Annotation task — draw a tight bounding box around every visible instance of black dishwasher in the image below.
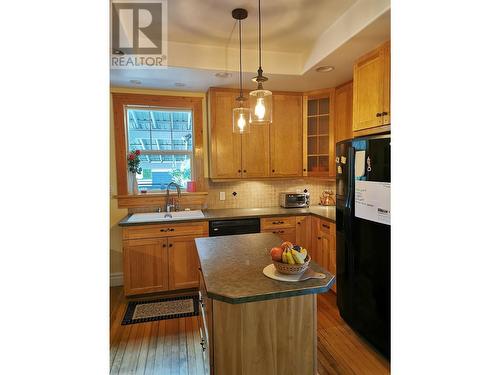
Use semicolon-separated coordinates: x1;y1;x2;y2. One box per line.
209;218;261;237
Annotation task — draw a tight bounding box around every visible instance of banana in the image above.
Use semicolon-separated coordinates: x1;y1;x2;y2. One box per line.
286;250;295;264
300;247;308;258
292;249;304;264
281;249;287;263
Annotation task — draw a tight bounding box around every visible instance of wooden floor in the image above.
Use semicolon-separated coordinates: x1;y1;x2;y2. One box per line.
110;287;389;375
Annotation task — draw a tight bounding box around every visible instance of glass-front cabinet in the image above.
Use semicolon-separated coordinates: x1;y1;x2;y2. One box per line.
304;91;335;177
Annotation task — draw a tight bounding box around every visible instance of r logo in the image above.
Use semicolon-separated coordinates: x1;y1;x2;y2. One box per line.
112;2;162;55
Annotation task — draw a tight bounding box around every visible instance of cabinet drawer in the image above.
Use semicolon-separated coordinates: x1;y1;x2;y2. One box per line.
262;227;296;244
318;219;334;236
123;221;208;240
261;216;295;229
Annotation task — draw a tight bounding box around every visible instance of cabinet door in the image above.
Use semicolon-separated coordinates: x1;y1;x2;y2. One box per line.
295;216;311;250
270;94;303;177
352;47;386;131
242;122;270;177
168;235;201;290
309;216;320;264
319;234;330;271
334;81;353;143
209;89;242;178
123;238;169;296
382;42;391;125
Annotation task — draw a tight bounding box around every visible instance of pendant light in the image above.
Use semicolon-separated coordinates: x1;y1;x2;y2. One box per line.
232;8;250;134
249;0;272;124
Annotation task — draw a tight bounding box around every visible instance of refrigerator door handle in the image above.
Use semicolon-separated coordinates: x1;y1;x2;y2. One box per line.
344;146;356;279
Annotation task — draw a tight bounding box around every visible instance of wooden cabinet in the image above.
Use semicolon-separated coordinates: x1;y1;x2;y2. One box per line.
123;238;169;295
199;272;213;375
261;216;296;243
295;215;311;250
168;235;201;290
241;122;270;177
208;89;242;178
352;41;390;132
270;94;303;177
122;221;208;296
208;88;304;179
334;81;353;143
303;89;335;177
311;217;337;292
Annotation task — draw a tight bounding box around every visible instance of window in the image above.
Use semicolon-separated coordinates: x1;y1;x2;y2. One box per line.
126;107;193;190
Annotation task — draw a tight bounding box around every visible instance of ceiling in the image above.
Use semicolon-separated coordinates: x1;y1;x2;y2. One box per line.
111;0;391;92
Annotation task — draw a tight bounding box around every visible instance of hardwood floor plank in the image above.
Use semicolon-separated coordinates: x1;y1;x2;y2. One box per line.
110;323;133;374
153;319;167;373
135;323;153;375
119;322;144;374
144;321;159;375
178;318;188;374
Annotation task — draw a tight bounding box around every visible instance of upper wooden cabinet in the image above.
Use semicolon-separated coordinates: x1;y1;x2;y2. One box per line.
352;41;391;132
303;89;335;177
270;94;303;177
334;81;353;143
242;122;270;178
209;89;243;178
208;88;303;179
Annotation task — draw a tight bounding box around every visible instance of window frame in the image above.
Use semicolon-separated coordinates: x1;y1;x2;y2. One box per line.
124;105;194;191
112;93;206;201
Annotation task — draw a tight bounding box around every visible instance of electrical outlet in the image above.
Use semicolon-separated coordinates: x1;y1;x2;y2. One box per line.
219;192;226;201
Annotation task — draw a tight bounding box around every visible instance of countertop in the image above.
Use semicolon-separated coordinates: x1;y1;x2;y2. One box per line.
195;232;335;304
119;205;335;226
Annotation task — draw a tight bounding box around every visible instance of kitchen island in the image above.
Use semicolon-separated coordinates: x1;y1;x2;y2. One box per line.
195;232;335;375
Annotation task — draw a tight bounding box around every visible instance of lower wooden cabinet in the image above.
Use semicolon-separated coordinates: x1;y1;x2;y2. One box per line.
295;215;311;250
261;216;297;243
122;221;208;296
311;217;337;292
168;235;201;290
123;238;169;295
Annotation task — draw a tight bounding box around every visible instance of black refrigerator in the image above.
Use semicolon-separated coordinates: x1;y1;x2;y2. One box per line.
335;133;390;359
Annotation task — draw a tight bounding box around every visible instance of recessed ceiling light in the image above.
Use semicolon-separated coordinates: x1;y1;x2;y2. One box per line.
315;66;335;73
129;79;141;85
174;82;186;87
215;72;232;78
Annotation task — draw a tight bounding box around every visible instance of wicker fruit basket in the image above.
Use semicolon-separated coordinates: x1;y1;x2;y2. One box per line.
272;255;311;275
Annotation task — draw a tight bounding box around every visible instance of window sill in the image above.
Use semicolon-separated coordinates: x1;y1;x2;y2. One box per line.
114;191;208;209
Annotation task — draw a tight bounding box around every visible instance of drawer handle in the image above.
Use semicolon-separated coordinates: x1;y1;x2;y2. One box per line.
272;220;285;225
381;111;388;116
160;228;175;232
376;112;382;117
273;230;284;234
200;340;206;351
322;224;330;229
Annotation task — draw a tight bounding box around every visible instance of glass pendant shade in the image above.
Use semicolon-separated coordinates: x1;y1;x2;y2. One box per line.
249;88;272;124
232;106;250;134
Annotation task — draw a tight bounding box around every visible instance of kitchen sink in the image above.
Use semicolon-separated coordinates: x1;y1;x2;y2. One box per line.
126;210;205;223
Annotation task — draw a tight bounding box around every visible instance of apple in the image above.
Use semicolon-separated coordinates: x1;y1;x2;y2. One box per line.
270;247;284;262
280;241;293;250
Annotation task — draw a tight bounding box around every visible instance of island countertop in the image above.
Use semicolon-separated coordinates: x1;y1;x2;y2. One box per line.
195;232;335;304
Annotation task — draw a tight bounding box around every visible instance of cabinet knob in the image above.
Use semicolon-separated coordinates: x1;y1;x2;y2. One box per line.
243;169;247;173
318;236;321;240
163;244;166;248
238;169;241;173
272;169;275;173
303;169;306;172
169;243;173;247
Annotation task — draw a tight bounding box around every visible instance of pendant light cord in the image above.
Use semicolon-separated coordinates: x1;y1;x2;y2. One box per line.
239;19;243;99
258;0;262;70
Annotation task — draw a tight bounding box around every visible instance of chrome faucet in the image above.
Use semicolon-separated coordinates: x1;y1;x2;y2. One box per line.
165;182;181;212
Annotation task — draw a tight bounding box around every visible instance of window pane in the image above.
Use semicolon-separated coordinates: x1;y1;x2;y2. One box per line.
127;108;193;152
136;154;191;191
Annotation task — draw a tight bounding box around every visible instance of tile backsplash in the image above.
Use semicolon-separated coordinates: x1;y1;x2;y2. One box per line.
207;179;335;209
